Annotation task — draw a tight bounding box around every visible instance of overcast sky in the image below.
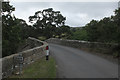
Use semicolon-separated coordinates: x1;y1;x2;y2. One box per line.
10;2;118;27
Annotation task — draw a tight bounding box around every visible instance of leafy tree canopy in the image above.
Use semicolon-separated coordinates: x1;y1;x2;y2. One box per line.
29;8;66;38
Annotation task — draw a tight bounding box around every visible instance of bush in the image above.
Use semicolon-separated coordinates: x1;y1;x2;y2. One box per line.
113;52;119;58
38;36;47;41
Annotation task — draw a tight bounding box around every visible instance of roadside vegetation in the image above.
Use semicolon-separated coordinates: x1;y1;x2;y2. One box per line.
10;56;56;78
2;2;120;57
69;9;120;44
2;1;119;78
2;2;71;57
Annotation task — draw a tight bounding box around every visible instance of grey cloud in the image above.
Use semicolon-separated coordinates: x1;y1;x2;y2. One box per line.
11;2;118;27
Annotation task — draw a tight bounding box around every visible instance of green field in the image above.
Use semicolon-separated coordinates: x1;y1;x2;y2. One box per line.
10;56;56;78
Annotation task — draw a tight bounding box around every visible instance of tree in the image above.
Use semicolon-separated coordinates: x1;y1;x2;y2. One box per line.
2;2;17;57
59;25;71;38
98;17;117;43
70;27;88;41
113;8;120;43
2;2;28;57
84;8;119;43
29;8;66;38
15;19;30;40
85;20;99;42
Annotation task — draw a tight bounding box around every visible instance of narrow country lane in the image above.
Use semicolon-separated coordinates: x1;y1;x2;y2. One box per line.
49;43;118;78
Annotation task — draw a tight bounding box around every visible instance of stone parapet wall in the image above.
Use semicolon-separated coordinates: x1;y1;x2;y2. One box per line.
2;37;48;78
47;38;118;55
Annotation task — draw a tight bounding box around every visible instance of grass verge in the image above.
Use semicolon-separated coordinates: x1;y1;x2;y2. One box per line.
10;56;56;78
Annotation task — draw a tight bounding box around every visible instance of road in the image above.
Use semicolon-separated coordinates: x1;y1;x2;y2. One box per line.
49;43;118;78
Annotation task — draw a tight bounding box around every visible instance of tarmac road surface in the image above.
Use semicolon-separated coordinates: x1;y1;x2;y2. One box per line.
49;43;118;78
